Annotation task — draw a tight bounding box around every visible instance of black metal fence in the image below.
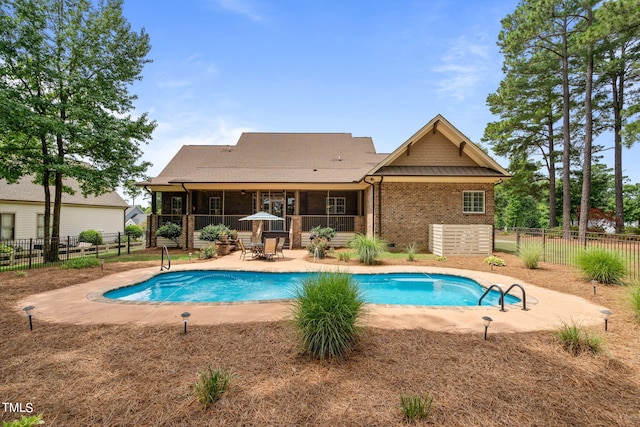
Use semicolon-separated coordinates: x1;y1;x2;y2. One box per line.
494;227;640;281
0;232;146;271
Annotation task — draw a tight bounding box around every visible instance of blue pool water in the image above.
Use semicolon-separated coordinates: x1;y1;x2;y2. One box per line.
104;271;520;307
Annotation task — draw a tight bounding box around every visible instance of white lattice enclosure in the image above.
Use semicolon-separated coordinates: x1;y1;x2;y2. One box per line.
429;224;493;256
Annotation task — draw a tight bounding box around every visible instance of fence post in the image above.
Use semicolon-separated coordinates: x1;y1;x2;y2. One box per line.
128;233;131;255
118;232;121;256
28;238;33;269
67;236;70;261
515;228;520;254
541;228;546;262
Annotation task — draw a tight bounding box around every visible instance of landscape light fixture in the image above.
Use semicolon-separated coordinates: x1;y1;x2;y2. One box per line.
482;316;493;341
601;309;612;332
591;280;597;295
23;305;35;331
181;312;191;334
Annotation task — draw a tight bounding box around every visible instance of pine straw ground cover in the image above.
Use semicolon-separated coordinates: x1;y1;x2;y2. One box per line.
1;250;640;426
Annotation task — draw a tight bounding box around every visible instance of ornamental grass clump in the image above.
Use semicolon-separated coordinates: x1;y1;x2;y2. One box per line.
554;322;603;356
575;247;626;284
629;283;640;323
404;242;419;262
194;365;233;409
400;393;434;423
291;272;365;359
518;241;543;269
348;233;387;265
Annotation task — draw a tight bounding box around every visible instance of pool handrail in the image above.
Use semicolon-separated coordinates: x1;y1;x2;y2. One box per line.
478;284;506;312
161;245;171;271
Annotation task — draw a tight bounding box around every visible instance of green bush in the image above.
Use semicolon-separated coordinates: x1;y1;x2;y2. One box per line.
337;251;353;262
575;247;626;284
554;322;603;356
78;229;103;245
291;272;365;359
623;226;640;235
404;242;419;262
309;225;336;241
2;414;44;427
400;393;434;423
156;222;182;245
307;237;330;258
199;224;231;242
518;241;543;269
0;243;13;254
198;243;218;259
194;365;233;409
484;255;505;267
348;233;387;265
124;224;144;240
61;257;101;269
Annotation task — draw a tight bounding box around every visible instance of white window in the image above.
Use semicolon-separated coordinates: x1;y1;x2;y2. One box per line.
0;213;15;240
326;197;346;215
209;197;221;215
36;214;51;238
171;196;183;215
463;191;485;214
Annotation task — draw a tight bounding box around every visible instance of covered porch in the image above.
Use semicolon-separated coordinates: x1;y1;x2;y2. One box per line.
147;188;367;250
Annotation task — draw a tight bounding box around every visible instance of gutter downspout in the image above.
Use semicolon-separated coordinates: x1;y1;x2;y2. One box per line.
378;176;384;238
365;177;376;236
181;183;190;250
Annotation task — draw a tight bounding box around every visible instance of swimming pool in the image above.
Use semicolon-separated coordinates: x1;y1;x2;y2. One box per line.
104;271;520;307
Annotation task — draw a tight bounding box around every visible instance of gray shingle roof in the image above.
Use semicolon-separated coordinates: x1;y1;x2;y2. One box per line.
146;133;388;185
0;176;128;207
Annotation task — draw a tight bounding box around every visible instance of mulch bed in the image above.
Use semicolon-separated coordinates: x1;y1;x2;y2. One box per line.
1;250;639;426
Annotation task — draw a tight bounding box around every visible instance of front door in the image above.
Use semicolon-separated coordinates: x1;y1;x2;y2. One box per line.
261;193;285;231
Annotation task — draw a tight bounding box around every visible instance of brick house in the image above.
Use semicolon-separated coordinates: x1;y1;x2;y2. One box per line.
140;115;510;254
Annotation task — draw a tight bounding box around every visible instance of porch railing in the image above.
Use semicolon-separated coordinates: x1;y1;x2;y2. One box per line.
188;214;357;232
301;215;355;232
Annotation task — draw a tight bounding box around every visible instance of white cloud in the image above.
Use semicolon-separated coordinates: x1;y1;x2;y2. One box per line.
432;35;492;101
211;0;263;22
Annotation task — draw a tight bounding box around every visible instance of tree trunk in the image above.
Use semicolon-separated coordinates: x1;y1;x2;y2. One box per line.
579;7;594;244
613;70;625;233
547;116;557;228
561;27;572;237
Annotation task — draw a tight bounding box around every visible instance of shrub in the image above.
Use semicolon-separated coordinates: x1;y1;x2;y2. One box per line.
60;257;101;269
400;393;434;423
404;242;419;262
575;247;626;284
2;414;44;427
194;366;233;409
307;237;330;258
291;272;365;359
435;256;447;262
484;255;505;267
78;229;103;245
309;225;336;241
623;226;640;235
348;233;387;265
124;224;144;240
518;241;543;269
554;322;603;356
156;222;182;245
198;243;218;259
0;243;13;254
337;250;353;262
200;224;231;242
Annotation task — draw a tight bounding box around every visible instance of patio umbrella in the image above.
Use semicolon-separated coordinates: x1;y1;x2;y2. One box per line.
240;211;284;240
239;211;284;221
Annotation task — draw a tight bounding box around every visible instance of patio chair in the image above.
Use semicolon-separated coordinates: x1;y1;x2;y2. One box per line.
276;237;285;258
237;238;248;261
263;237;278;261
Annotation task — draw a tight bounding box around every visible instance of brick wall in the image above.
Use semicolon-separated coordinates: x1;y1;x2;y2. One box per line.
378;182;494;249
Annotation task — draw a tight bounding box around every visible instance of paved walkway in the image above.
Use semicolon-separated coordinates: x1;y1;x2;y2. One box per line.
17;250;610;333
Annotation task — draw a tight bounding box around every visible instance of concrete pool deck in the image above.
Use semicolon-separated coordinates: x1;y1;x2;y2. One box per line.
17;250;610;333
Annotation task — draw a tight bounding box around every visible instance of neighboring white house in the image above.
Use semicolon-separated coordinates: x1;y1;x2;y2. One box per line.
0;176;128;241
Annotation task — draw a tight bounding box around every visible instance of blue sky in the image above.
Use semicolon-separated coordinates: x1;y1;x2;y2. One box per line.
121;0;639;202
